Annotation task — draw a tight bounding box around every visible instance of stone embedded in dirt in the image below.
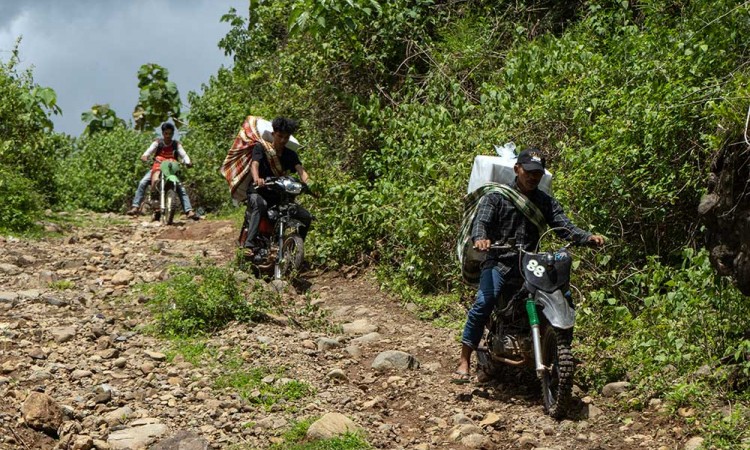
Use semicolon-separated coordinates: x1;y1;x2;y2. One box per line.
113;357;127;368
93;384;113;404
462;433;492;449
344;346;362;358
0;291;18;305
350;332;382;346
478;412;502;428
684;436;705;450
342;319;379;335
151;430;209;450
452;413;474;425
18;289;41;299
371;350;420;371
20;391;64;434
71;435;94;450
448;424;483;441
602;381;631;397
51;326;77;343
28;347;47;360
585;403;604;419
317;337;341;351
141;362;156;374
16;254;37;266
518;433;539;448
362;396;386;409
107;417;169;449
305;412;361;440
327;368;348;381
111;269;135;285
0;263;21;275
104;406;135;426
71;369;93;380
145;350;167;361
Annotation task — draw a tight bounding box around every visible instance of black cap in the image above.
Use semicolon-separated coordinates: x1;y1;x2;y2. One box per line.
517;148;546;172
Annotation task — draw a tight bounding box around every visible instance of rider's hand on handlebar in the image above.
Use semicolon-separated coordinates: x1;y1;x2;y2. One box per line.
473;239;491;252
140;155;149;163
186;163;193;168
587;235;606;247
255;178;266;188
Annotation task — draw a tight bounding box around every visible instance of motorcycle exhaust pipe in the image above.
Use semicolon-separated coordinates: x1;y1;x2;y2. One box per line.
526;299;546;377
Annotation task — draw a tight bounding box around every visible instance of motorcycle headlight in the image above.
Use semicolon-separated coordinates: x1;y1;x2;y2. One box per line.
282;178;303;195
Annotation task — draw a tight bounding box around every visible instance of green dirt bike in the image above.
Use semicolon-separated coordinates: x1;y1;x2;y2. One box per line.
475;230;597;419
142;160;185;225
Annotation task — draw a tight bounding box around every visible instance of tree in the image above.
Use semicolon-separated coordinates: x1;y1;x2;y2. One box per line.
132;63;182;131
81;103;126;136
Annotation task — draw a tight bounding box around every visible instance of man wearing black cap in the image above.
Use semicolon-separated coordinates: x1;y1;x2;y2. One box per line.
453;147;605;383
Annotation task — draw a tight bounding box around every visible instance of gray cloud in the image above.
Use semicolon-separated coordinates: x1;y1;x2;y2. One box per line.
0;0;247;136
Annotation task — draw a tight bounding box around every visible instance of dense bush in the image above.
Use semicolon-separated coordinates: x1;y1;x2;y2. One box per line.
56;127;152;212
0;43;70;229
146;263;270;338
0;165;45;233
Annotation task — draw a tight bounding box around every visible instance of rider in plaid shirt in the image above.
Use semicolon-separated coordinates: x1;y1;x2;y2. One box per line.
453;148;605;384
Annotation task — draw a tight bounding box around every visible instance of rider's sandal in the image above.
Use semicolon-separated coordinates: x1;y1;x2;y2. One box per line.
243;248;255;259
451;370;471;385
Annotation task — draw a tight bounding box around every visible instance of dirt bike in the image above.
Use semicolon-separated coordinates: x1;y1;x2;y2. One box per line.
148;160;187;225
238;176;311;280
475;230;592;419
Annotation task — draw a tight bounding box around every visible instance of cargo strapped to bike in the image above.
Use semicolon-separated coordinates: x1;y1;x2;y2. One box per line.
457;182;547;285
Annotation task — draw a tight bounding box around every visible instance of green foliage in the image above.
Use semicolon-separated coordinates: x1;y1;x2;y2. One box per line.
49;280;75;291
132;63;182;131
0;40;70;224
0;165;44;233
270;419;371;450
214;352;313;408
81;104;126;136
56;127;152;212
145;263;270;338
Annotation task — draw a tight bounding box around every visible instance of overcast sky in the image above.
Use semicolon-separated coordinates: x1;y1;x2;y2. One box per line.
0;0;247;136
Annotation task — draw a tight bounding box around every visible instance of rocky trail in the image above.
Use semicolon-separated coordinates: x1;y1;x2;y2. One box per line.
0;213;693;450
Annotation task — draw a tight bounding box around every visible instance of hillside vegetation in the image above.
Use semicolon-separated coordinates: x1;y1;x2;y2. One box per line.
2;1;750;446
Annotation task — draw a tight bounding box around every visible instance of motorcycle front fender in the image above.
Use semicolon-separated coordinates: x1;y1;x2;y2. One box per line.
283;218;306;230
165;175;180;185
535;290;575;330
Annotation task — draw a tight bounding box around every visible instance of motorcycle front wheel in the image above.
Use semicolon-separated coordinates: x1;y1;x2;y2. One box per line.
540;326;574;419
279;234;304;276
163;188;178;225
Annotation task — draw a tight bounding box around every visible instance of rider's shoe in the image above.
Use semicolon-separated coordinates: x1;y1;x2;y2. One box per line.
186;210;201;221
126;206;140;216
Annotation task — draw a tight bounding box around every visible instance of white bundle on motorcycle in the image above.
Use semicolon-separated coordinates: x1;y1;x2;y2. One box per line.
467;143;552;195
460;143;553;285
257;118;301;150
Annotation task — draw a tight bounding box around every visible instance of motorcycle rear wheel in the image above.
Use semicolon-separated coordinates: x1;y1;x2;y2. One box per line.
163;189;178;225
279;234;304;276
540;326;574;419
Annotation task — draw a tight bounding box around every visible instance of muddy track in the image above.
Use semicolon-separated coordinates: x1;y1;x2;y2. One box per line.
0;214;686;449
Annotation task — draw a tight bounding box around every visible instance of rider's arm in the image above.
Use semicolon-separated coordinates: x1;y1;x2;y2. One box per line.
141;142;158;162
251;160;264;187
176;142;191;165
546;196;592;244
471;194;500;248
295;164;309;184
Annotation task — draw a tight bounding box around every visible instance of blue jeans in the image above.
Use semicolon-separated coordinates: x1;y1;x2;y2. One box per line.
461;266;506;349
131;169;192;212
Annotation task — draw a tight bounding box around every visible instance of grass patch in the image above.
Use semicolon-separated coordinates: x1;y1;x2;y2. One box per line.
214;352;314;409
49;280;75;290
164;339;215;365
268;419;371;450
145;262;272;338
